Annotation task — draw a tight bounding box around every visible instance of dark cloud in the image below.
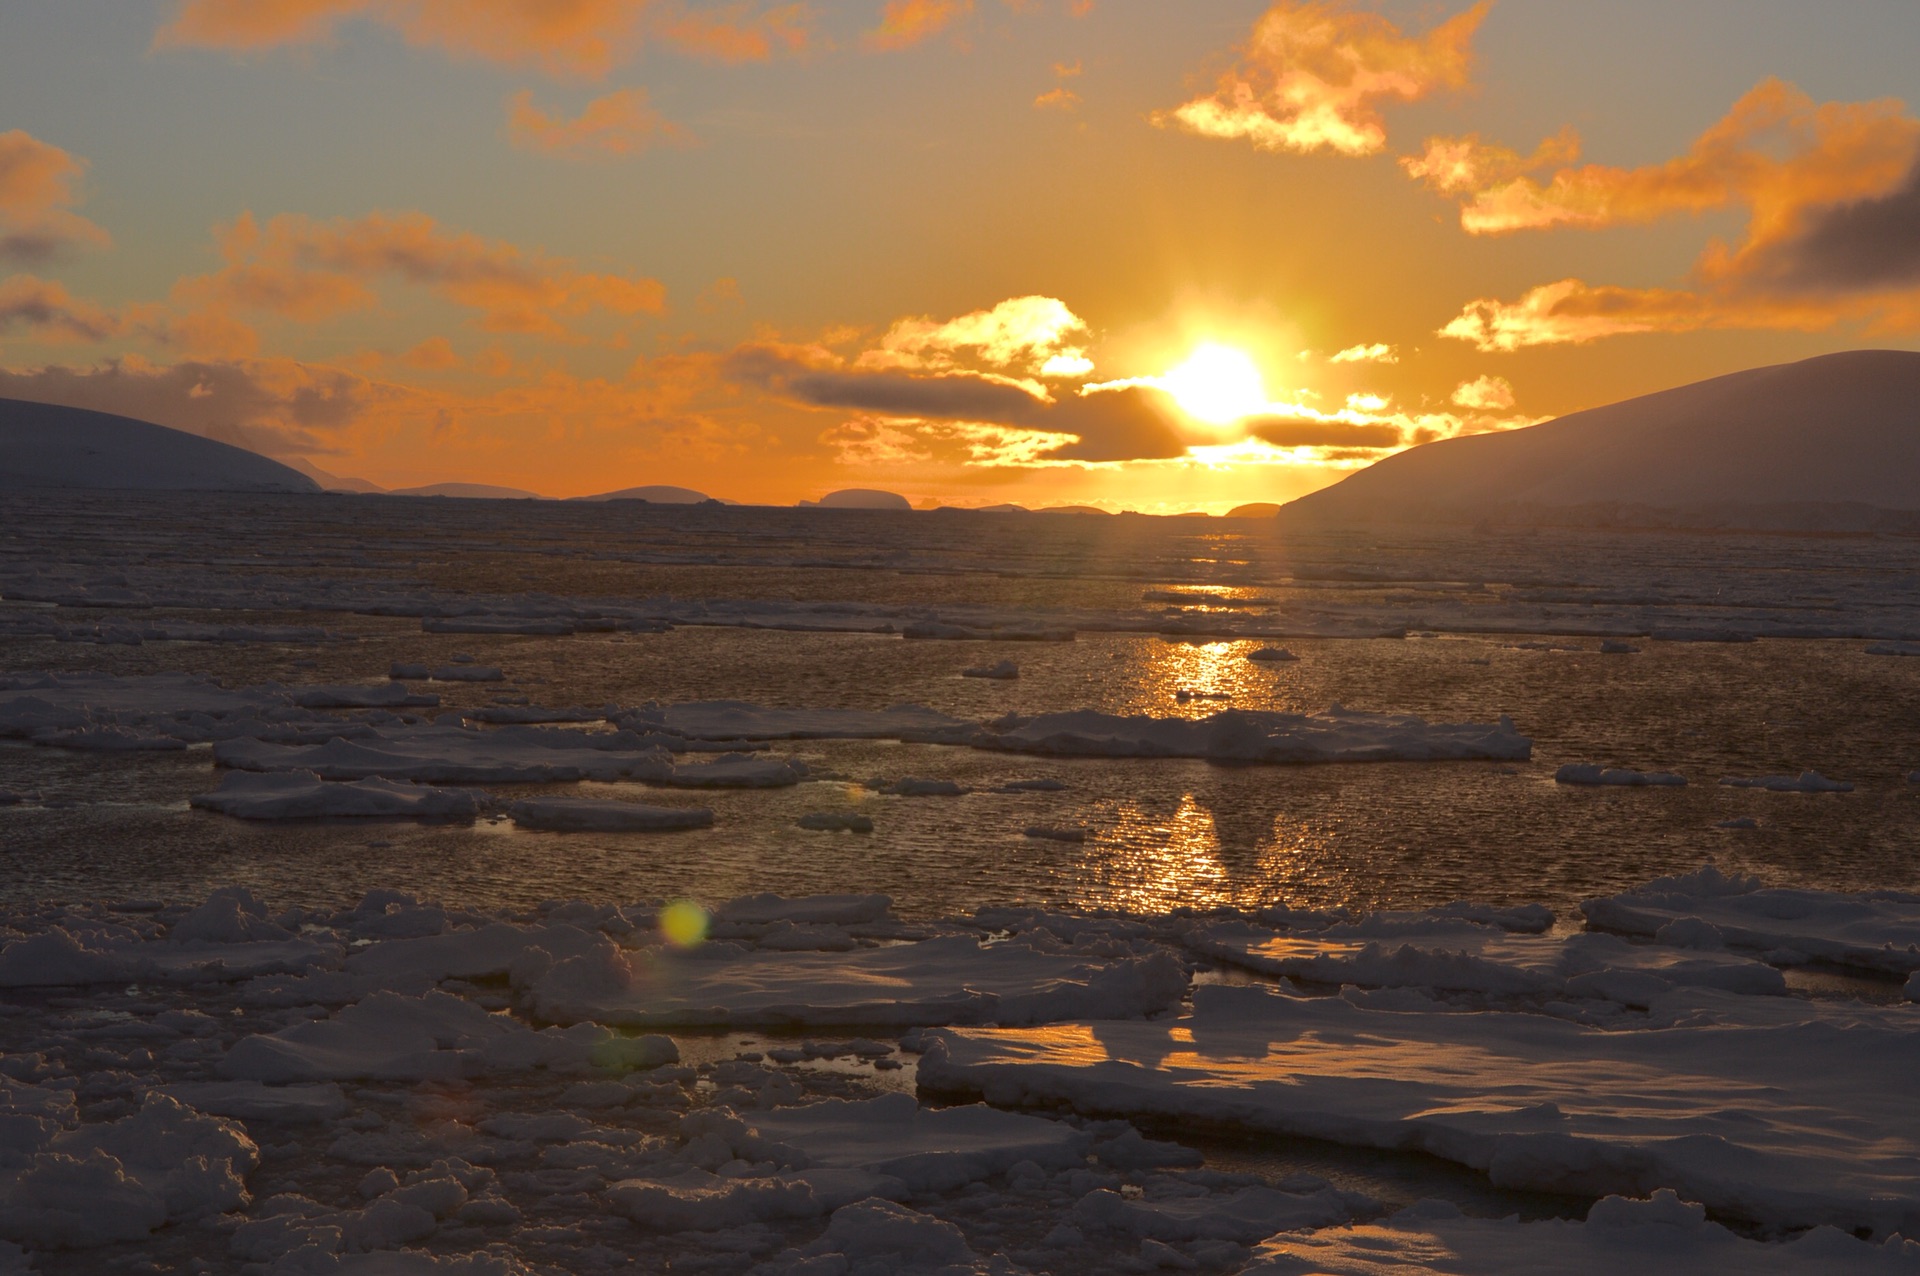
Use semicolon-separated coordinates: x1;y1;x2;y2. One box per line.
1245;417;1403;449
725;344;1190;463
0;359;373;458
1758;159;1920;292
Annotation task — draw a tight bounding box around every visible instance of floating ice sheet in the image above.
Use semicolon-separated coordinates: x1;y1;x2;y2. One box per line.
1245;1193;1920;1274
1583;867;1920;973
922;980;1920;1236
529;933;1188;1029
192;771;481;821
1184;918;1785;1002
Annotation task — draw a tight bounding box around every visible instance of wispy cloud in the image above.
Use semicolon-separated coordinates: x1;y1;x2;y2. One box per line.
154;0;814;76
508;89;693;157
1327;341;1396;364
170;209;667;340
1156;1;1489;156
0;130;111;264
0;274;126;343
1434;80;1920;350
862;0;972;52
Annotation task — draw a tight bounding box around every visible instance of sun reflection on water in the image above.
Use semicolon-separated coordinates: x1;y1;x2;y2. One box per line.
1081;793;1231;913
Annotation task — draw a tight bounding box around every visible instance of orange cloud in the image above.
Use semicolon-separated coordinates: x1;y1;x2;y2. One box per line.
1440;278;1855;353
1034;87;1080;111
1450;374;1512;410
0;275;124;343
1155;0;1489;156
1327;342;1395;364
1435;80;1920;237
1400;126;1579;198
156;0;812;76
1435;81;1920;350
508;89;693;157
860;295;1092;377
655;3;811;62
171;210;666;338
0;130;111;263
863;0;972;52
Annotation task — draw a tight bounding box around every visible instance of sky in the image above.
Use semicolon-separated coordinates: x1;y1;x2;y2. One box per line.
2;1;1918;510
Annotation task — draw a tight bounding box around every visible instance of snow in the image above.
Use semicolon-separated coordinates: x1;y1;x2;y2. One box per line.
750;1092;1090;1193
922;978;1920;1235
1075;1182;1366;1245
748;1199;1008;1274
1582;866;1920;973
650;701;969;741
193;771;481;821
1556;764;1687;787
961;660;1019;679
221;990;615;1082
1720;771;1855;793
1185;916;1785;1002
0;1092;257;1248
528;933;1189;1029
215;725;675;784
1244;1192;1920;1274
508;798;712;832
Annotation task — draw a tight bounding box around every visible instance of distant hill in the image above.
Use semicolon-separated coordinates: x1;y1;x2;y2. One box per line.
387;483;541;500
1227;502;1282;518
0;398;319;494
287;458;384;493
572;485;717;504
800;489;911;510
1282;351;1920;529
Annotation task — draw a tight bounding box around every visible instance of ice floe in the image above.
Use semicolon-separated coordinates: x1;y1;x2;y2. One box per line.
960;660;1019;680
529;933;1188;1029
1245;1192;1920;1274
1719;771;1855;793
922;978;1920;1235
1184;915;1785;1003
1555;764;1687;787
1582;866;1920;972
192;770;481;821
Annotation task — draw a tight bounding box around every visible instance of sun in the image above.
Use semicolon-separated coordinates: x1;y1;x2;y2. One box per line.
1160;343;1269;425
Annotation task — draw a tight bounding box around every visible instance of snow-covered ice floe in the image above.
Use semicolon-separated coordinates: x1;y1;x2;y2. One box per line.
1244;1192;1920;1274
192;770;481;821
1582;866;1920;972
1183;916;1785;1003
1719;770;1855;793
528;932;1189;1028
0;877;1918;1271
1555;764;1687;787
920;977;1920;1235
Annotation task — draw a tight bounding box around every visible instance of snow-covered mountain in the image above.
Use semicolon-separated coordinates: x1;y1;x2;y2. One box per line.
1282;350;1920;527
0;399;319;494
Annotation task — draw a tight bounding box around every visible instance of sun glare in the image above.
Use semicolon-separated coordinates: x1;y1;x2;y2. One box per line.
1161;344;1269;425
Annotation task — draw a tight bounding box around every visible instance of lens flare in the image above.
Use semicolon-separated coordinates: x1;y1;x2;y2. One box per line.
1161;344;1269;425
659;899;709;947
